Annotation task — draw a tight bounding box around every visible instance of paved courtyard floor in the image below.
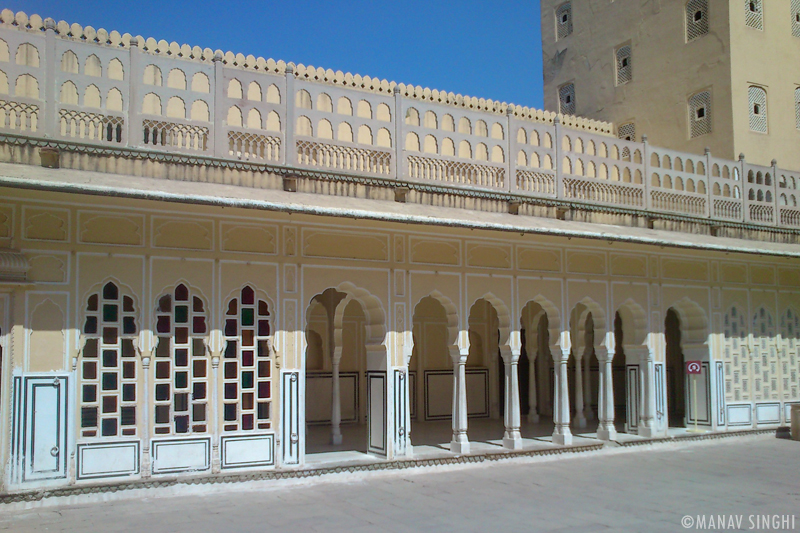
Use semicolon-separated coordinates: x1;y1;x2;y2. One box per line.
0;434;798;532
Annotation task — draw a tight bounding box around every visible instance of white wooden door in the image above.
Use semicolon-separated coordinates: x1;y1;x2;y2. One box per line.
625;364;639;434
13;374;69;482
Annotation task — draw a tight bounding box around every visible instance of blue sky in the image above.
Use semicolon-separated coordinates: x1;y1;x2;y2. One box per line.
8;0;544;108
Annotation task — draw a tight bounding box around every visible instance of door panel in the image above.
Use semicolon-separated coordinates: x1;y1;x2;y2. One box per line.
13;374;69;482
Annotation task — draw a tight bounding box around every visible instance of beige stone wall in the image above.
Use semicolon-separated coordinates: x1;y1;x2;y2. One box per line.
542;0;735;159
729;1;800;168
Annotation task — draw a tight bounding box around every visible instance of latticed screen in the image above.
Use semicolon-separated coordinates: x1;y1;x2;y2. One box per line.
780;309;799;399
556;2;573;40
154;284;209;435
81;282;138;438
793;0;800;37
795;88;800;130
617;122;636;142
723;307;748;402
752;308;777;401
223;286;273;432
686;0;709;41
688;91;711;138
615;46;632;85
748;86;768;133
558;83;576;115
745;0;763;30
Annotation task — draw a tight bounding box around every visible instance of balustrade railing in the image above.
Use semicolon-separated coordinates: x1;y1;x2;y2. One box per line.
0;11;799;232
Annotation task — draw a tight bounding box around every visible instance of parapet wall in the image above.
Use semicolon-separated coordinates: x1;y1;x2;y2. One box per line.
0;9;799;236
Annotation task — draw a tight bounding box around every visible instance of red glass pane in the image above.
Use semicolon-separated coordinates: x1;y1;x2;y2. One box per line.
241;286;255;305
156;315;170;333
158;295;172;313
193;316;207;334
175;284;189;301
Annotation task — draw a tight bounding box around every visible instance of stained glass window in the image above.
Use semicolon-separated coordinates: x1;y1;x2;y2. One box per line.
153;284;209;435
81;281;138;438
223;286;273;432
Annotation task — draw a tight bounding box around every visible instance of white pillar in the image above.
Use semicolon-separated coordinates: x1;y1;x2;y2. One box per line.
450;345;470;454
551;345;573;445
331;346;343;445
574;352;587;428
636;347;657;438
583;353;594;421
528;347;539;423
596;347;617;441
501;345;523;450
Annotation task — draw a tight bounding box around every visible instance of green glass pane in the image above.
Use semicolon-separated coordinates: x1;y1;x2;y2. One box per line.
103;304;118;323
175;305;189;324
242;371;254;389
241;308;254;326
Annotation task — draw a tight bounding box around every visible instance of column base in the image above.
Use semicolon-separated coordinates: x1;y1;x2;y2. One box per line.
527;412;540;423
584;408;595;421
503;431;523;450
596;424;617;441
552;427;573;446
574;413;587;429
331;433;343;446
638;426;656;438
450;435;470;455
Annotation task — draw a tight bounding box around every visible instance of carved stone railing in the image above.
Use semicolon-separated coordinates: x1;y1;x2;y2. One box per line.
407;154;504;190
228;128;280;162
296;138;392;176
0;11;799;233
564;175;644;208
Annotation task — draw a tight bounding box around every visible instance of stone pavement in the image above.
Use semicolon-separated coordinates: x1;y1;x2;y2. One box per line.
0;434;798;532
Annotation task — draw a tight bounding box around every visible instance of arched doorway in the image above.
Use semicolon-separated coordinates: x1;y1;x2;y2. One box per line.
304;285;388;460
409;296;454;448
568;304;594;431
467;298;502;444
520;302;555;437
665;308;686;427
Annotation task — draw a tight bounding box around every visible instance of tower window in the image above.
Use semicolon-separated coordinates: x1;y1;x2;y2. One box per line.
615;45;632;85
556;2;573;40
686;0;709;41
688;90;711;138
745;0;763;30
618;122;636;142
748;86;768;133
794;87;800;130
792;0;800;37
558;83;576;115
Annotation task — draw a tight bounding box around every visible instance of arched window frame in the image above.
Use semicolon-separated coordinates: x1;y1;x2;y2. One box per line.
748;86;768;133
80;281;139;438
153;283;209;435
555;2;573;40
222;286;274;432
558;82;576;115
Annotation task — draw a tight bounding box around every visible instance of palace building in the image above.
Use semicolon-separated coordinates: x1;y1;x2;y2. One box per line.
542;0;800;169
0;8;798;495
